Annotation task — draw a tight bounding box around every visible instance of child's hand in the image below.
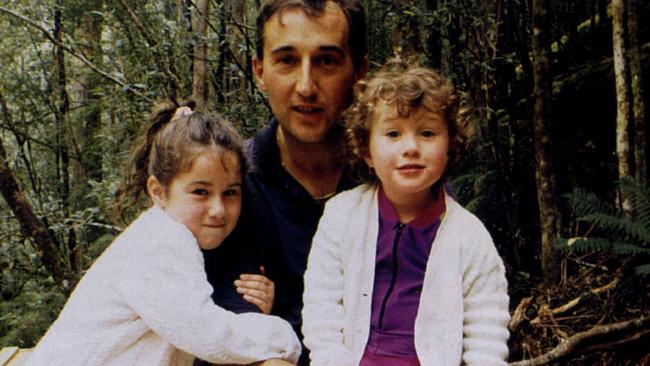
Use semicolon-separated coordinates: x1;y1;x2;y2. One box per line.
234;266;275;314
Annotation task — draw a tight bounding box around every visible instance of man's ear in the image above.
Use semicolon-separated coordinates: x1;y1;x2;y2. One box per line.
252;57;267;92
147;176;166;208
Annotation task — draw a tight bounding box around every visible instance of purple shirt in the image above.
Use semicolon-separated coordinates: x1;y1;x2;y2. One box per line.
360;186;445;365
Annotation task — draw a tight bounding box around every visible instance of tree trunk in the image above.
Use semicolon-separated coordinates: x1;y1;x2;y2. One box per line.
192;0;210;109
79;1;105;182
227;0;247;99
214;0;228;105
0;136;71;293
627;0;646;183
531;0;562;287
183;0;194;95
612;0;631;182
54;0;79;274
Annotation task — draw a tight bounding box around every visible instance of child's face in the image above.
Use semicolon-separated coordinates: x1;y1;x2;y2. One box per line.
365;101;449;203
149;149;242;250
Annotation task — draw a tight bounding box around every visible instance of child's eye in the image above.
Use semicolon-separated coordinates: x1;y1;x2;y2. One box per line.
223;188;240;197
386;130;400;138
192;188;209;196
421;130;435;137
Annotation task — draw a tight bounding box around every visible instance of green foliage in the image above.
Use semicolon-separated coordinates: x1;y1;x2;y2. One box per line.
0;277;66;348
557;178;650;277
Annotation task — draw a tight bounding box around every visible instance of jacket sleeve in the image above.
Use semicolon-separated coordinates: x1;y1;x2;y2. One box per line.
460;226;510;365
114;229;301;364
302;200;357;366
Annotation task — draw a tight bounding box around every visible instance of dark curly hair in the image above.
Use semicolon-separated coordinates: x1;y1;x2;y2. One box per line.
343;59;473;184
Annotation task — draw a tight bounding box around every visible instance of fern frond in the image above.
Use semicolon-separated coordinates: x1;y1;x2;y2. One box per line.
634;264;650;277
610;242;650;255
563;189;613;217
555;236;612;253
579;213;650;245
563;180;650;280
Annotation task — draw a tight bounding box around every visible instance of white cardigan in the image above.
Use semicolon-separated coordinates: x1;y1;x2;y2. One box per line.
302;184;510;366
26;206;300;366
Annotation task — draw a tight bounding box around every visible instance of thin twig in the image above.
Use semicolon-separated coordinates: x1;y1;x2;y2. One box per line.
0;6;152;102
530;278;619;325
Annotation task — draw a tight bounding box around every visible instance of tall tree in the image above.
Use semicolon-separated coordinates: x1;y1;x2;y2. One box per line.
78;1;106;183
192;0;210;109
627;0;646;183
611;0;631;183
54;0;80;274
531;0;562;287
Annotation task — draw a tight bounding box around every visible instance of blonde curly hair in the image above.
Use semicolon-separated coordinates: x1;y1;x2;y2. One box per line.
343;59;473;183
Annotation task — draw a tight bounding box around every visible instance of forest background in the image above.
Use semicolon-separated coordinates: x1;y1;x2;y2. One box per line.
0;0;648;364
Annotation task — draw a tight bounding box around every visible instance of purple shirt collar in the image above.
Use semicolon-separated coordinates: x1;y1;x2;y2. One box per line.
378;185;446;228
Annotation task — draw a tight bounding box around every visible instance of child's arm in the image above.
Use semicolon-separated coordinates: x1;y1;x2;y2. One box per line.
115;242;301;364
302;205;356;366
235;266;275;314
461;230;510;365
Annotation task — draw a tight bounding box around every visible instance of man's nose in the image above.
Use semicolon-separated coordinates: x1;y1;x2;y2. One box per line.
296;60;317;98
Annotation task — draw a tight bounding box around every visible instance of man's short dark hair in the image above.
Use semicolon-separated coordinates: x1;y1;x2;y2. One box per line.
255;0;367;72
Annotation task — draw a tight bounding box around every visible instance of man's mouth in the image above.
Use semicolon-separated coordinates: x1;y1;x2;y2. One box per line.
292;106;323;113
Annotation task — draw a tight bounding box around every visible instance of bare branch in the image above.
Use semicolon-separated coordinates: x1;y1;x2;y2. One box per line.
115;0;182;98
530;278;620;325
509;316;650;366
0;6;152;102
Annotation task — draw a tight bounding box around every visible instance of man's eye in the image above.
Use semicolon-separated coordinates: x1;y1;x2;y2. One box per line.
277;56;296;65
318;55;336;66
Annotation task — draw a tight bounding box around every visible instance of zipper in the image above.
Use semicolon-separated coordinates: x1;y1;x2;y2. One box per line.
378;223;404;329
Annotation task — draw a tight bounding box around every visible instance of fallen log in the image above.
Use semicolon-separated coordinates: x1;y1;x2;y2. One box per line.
509;315;650;366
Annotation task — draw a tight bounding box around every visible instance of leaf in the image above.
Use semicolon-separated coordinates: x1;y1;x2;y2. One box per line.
634;264;650;277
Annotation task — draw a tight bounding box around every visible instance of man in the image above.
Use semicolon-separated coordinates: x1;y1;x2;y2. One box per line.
203;0;367;364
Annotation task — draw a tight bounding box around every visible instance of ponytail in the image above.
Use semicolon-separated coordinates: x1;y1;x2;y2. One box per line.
113;100;194;225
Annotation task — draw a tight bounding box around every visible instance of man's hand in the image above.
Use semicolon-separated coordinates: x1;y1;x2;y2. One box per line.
249;359;296;366
214;360;295;366
234;266;275;314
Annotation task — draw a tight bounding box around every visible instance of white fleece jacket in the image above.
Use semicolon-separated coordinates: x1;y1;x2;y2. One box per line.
302;184;510;366
26;205;300;366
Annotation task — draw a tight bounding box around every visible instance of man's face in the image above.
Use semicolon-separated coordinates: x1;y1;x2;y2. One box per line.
253;2;363;144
